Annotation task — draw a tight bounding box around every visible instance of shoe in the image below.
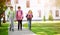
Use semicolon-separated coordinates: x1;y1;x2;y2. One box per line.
18;29;19;31
9;29;11;31
20;29;22;31
12;29;14;31
29;28;31;30
9;28;11;31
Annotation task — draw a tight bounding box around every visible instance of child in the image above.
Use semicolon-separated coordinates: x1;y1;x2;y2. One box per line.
26;10;33;30
16;6;23;30
7;6;15;31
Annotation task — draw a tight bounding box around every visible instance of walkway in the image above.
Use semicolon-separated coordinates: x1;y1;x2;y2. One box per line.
8;23;36;35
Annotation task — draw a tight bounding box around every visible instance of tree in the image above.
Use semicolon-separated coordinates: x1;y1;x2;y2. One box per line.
0;0;7;26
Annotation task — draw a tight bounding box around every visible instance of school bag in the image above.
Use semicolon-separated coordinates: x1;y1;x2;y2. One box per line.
26;14;33;19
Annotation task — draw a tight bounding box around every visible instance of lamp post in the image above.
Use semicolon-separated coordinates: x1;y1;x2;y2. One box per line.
15;0;18;21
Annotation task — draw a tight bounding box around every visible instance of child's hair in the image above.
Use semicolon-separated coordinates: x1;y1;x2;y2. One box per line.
10;6;13;8
28;10;32;14
18;6;21;9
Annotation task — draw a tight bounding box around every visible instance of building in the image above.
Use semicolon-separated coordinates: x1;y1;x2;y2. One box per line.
5;0;60;21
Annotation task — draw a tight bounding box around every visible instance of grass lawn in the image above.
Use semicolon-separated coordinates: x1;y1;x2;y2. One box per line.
23;22;60;35
0;23;9;35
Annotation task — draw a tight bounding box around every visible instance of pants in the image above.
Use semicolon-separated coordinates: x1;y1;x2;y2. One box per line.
18;20;22;30
10;18;14;30
28;20;31;30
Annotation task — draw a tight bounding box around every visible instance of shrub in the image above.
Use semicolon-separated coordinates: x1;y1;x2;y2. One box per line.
48;13;53;21
43;16;46;21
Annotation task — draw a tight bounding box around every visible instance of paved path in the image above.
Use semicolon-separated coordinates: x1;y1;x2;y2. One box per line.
8;23;36;35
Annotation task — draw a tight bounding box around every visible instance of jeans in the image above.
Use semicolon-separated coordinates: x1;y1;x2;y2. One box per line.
10;18;14;31
28;20;31;30
18;20;22;30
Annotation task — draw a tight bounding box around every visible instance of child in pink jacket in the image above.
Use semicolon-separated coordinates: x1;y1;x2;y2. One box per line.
16;6;23;30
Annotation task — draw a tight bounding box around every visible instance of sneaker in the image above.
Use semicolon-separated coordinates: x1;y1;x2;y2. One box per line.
18;29;19;31
29;28;31;30
9;29;11;31
12;29;14;31
9;28;11;31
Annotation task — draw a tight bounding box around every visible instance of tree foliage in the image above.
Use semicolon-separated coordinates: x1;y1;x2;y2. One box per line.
0;0;7;26
0;0;7;15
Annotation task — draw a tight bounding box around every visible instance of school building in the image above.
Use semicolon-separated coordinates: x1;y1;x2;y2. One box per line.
5;0;60;21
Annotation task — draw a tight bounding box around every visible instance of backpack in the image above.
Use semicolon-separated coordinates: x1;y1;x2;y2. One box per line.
26;14;33;19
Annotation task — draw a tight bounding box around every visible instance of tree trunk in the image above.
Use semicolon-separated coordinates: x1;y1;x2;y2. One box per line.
3;16;6;23
0;17;1;26
3;12;6;23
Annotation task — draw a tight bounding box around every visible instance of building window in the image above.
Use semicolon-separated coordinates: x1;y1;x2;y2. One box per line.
6;0;11;6
38;10;41;17
7;0;10;2
49;10;52;15
56;10;59;17
37;0;40;4
14;0;18;4
26;0;30;8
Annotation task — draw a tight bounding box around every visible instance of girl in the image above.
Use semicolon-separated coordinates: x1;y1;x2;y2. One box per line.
26;10;33;30
16;6;23;30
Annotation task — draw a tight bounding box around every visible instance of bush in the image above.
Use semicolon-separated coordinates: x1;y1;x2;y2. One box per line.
48;13;53;21
43;16;46;21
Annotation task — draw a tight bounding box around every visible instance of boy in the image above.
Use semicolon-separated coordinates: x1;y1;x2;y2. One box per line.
7;6;15;31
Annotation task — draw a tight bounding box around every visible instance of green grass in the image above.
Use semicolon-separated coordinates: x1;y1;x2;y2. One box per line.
23;23;60;35
0;23;9;35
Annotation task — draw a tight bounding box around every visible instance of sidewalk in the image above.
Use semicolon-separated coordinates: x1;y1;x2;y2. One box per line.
8;23;36;35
